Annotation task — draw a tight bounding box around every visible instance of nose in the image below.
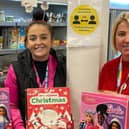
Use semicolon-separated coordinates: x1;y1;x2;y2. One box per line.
35;37;43;44
125;33;129;42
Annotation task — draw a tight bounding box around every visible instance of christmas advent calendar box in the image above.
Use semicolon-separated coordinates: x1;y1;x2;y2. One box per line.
26;87;73;129
79;92;129;129
0;88;13;129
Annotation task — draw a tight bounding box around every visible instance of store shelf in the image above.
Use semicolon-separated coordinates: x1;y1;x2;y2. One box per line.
0;22;67;27
0;22;16;26
0;47;65;56
0;49;16;55
0;49;24;55
50;22;67;27
53;46;66;50
17;22;29;27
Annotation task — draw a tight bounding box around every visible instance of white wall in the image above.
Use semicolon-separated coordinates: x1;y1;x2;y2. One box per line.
67;0;109;128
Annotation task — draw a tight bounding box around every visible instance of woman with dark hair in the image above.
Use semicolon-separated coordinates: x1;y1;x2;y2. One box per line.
4;10;66;129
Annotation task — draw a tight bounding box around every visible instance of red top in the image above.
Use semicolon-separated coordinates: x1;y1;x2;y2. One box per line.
98;56;129;95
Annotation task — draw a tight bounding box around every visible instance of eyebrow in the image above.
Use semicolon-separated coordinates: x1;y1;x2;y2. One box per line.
28;33;48;37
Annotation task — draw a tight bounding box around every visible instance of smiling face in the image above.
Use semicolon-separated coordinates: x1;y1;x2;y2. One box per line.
26;24;53;61
97;113;105;126
115;20;129;61
85;113;92;123
111;122;120;129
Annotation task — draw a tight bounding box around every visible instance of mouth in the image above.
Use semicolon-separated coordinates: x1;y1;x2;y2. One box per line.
122;44;129;50
123;44;129;48
35;45;45;51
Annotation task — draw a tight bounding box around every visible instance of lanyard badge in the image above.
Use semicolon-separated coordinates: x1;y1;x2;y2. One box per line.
33;63;48;88
117;57;129;94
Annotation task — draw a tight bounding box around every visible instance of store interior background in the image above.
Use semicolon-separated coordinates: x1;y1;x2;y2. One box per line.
0;0;129;128
0;0;128;71
0;0;67;81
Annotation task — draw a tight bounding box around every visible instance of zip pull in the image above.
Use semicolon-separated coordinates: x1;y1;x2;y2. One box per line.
119;83;127;94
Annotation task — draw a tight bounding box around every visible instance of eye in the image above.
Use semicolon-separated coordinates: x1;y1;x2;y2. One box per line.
40;35;47;40
29;36;37;41
117;32;126;37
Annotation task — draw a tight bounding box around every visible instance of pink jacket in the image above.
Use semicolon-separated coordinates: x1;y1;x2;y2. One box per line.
5;64;25;129
4;55;57;129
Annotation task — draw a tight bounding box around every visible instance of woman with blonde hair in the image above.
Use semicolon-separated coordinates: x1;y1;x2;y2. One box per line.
98;12;129;94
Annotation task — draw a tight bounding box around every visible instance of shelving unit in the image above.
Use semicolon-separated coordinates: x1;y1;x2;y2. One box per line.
0;0;67;85
0;46;66;55
0;22;67;27
0;22;16;26
0;49;23;55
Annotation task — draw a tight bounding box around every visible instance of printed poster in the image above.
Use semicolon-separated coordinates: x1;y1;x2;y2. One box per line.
67;0;104;47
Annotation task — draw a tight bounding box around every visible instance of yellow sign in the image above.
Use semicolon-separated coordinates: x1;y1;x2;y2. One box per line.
70;4;99;35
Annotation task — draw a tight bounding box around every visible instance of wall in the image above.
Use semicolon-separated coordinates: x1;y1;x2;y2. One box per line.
67;0;110;128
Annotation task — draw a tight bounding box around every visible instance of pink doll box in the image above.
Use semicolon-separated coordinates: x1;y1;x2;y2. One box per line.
79;92;129;129
0;88;13;129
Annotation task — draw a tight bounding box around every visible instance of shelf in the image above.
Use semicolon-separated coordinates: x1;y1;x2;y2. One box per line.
0;22;16;26
17;22;29;27
0;47;65;56
0;22;67;27
50;22;67;27
53;46;66;50
0;49;24;55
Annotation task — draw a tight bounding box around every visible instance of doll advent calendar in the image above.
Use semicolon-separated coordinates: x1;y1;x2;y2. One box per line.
0;88;13;129
79;92;129;129
26;87;73;129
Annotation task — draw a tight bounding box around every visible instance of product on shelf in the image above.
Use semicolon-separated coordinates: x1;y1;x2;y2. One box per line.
79;92;129;129
53;40;67;47
26;87;73;129
18;27;25;49
8;27;19;49
0;36;3;48
0;11;5;22
5;16;14;22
